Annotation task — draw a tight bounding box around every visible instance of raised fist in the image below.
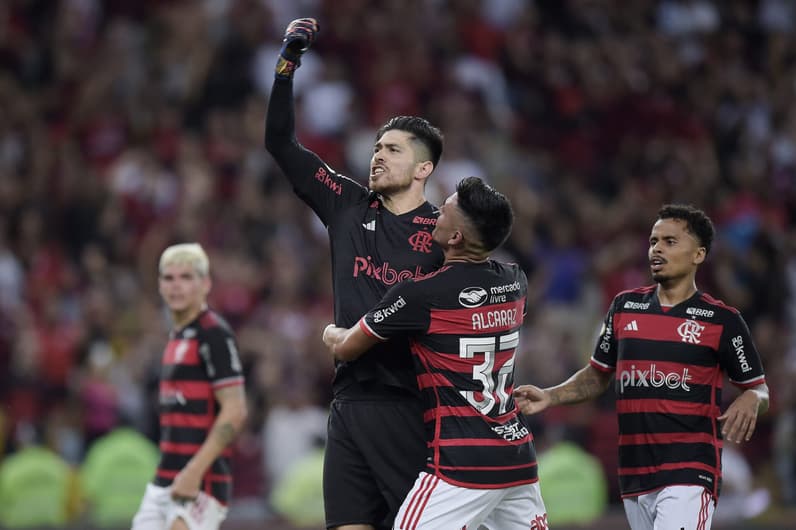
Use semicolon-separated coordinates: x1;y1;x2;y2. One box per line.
275;18;319;79
283;18;319;54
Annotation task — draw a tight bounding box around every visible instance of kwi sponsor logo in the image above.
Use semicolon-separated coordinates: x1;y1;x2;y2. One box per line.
731;335;752;373
313;166;342;195
599;315;613;352
373;296;406;323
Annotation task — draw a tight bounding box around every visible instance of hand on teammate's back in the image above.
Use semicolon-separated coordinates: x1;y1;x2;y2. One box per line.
275;18;320;80
513;385;550;415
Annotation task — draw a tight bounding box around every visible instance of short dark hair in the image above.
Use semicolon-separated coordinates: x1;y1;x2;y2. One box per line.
657;204;715;254
375;116;444;169
456;176;514;252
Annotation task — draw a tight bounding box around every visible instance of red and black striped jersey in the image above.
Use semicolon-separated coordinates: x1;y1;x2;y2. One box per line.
360;260;538;489
590;286;766;499
154;308;245;504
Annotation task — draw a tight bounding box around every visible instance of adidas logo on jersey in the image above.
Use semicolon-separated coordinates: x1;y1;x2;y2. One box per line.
624;320;638;331
362;220;376;231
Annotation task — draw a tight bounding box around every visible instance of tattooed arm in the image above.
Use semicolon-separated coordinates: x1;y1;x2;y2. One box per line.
514;365;612;415
170;385;248;501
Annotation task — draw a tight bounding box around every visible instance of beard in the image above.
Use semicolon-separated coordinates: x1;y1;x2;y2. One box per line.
369;174;413;197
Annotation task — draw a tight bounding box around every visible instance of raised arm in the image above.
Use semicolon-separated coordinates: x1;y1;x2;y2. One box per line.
514;364;612;415
264;18;325;180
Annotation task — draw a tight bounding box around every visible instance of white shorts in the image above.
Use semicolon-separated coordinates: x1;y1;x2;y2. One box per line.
131;483;228;530
623;485;715;530
394;471;548;530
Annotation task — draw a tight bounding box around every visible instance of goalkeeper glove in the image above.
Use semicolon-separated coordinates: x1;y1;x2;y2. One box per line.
275;18;320;80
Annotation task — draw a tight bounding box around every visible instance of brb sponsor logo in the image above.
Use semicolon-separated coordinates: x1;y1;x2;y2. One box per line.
353;256;425;286
624;301;650;310
372;296;406;323
687;306;715;318
412;215;436;225
618;363;692;394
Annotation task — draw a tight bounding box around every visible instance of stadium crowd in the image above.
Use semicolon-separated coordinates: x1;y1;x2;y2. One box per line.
0;0;794;526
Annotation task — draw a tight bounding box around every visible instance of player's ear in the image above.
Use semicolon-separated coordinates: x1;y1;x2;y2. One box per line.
448;229;464;247
694;246;706;265
414;160;433;181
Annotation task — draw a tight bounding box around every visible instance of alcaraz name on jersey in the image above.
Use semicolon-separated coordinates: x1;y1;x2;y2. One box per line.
359;260;538;489
590;285;766;499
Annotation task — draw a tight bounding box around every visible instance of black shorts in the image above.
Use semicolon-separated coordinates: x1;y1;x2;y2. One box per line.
323;395;426;529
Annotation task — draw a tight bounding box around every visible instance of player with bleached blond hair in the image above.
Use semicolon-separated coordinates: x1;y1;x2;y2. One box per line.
132;243;247;530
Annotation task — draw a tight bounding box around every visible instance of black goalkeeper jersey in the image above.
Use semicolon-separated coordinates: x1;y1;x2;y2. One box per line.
266;78;444;397
590;286;766;499
360;260;538;488
155;309;245;504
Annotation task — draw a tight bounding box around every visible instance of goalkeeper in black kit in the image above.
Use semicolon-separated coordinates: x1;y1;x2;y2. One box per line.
265;18;446;530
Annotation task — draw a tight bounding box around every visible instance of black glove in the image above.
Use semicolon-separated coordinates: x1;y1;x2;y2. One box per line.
275;18;320;80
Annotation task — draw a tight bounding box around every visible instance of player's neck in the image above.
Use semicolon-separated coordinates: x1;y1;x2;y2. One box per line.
381;188;425;215
444;249;489;264
171;303;206;329
655;280;697;307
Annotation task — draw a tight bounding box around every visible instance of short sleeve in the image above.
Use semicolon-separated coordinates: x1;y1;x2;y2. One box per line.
718;312;766;388
590;296;619;372
200;326;245;390
361;280;431;341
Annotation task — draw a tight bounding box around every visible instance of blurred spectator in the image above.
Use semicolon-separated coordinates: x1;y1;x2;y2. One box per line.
0;0;793;525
